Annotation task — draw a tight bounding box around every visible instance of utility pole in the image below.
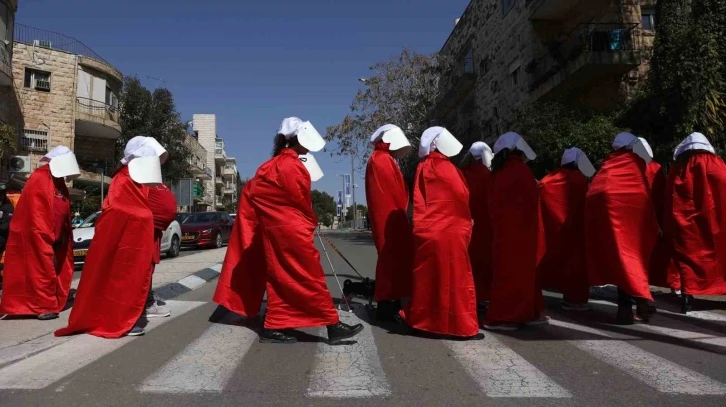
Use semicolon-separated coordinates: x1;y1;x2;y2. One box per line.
351;153;356;229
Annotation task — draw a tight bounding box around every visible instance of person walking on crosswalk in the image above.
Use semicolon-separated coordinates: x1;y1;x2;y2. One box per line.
586;132;659;324
663;133;726;313
56;138;167;338
484;132;549;331
397;126;482;340
365;124;414;322
537;147;595;311
248;117;363;344
0;146;80;321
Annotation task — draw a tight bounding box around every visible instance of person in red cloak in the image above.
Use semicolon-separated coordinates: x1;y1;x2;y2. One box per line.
484;132;548;331
249;117;362;345
365;124;414;321
459;141;494;307
397;126;482;340
0;146;80;320
55;138;166;338
145;182;178;318
586;132;659;324
538;147;595;312
212;180;267;319
663;133;726;313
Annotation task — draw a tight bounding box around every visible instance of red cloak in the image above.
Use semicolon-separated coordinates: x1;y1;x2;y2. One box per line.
645;161;671;288
585;151;658;300
399;151;478;337
213;180;267;317
55;167;155;338
0;165;74;315
148;185;178;264
663;152;726;295
249;148;339;329
537;167;589;304
461;160;493;302
485;155;543;324
365;143;413;301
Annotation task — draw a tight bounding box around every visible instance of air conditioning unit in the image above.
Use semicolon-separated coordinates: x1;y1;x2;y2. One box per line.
35;79;50;91
33;40;52;49
8;156;31;173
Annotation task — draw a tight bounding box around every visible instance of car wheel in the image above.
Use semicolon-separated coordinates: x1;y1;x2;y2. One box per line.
214;232;223;249
167;235;180;258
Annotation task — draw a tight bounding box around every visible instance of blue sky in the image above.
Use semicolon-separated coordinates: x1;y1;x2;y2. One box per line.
17;0;470;203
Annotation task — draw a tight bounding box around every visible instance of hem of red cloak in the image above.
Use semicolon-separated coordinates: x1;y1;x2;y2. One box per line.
398;306;479;338
212;283;264;318
262;315;340;330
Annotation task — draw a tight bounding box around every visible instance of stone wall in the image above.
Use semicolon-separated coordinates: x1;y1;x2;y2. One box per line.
193;114;217;210
436;0;654;145
184;132;208;171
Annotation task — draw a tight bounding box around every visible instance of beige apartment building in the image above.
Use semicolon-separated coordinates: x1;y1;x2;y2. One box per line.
183;125;213;211
0;22;122;189
435;0;655;145
191;114;238;211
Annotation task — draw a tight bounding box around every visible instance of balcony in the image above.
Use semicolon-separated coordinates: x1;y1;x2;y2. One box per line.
528;23;642;100
223;186;235;196
529;0;581;20
215;176;223;186
222;166;236;179
0;44;12;87
436;52;477;118
188;159;213;180
75;97;122;140
75;157;115;186
192;182;205;203
214;148;227;164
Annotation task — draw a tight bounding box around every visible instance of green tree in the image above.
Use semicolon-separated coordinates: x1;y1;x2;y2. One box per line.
345;204;368;222
0;123;17;159
312;190;336;227
118;77;192;182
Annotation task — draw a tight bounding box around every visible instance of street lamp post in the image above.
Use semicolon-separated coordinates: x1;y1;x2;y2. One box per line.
350;153;356;229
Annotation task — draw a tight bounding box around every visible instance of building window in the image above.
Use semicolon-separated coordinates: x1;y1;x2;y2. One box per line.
24;69;51;92
20;129;49;153
462;47;474;74
501;0;516;17
105;86;118;110
641;8;656;30
509;61;521;87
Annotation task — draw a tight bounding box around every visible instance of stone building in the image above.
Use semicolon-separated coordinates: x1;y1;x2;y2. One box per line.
435;0;656;145
191;114;237;211
182;124;213;211
1;23;122;189
0;0;20;174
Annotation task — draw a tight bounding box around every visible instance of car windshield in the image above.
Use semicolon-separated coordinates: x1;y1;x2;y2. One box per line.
176;213;190;223
183;213;220;224
78;212;100;228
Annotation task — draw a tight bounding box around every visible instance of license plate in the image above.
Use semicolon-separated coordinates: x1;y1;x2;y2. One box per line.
73;250;87;257
182;235;195;241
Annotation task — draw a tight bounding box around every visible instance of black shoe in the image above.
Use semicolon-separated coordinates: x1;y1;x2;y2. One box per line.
375;300;401;322
37;313;59;321
259;329;297;344
681;294;694;314
327;322;364;345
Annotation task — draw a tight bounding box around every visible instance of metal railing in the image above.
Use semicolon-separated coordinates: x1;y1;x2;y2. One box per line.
528;23;641;91
14;24;121;78
76;97;119;123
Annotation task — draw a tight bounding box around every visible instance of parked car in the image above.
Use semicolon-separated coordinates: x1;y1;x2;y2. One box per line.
176;212;190;224
72;211;182;266
180;211;233;249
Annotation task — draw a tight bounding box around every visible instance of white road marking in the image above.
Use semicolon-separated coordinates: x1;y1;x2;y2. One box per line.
550;319;726;395
445;332;572;398
139;318;257;393
177;275;208;290
307;310;390;398
0;300;204;389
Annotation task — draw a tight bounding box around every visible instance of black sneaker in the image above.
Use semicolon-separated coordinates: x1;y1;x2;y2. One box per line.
37;313;59;321
327;322;364;345
127;326;145;336
259;329;297;344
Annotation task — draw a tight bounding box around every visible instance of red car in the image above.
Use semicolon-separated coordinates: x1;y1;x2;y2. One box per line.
180;212;233;249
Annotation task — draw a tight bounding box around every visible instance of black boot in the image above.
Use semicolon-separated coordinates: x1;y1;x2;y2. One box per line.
259;329;297;344
615;289;634;325
327;321;364;345
376;300;401;322
634;299;651;323
681;294;694;314
37;313;59;321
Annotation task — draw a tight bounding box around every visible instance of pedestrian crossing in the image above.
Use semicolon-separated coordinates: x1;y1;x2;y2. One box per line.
1;299;726;403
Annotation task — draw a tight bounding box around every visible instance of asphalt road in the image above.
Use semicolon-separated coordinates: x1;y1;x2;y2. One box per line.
2;232;726;407
71;247;207;280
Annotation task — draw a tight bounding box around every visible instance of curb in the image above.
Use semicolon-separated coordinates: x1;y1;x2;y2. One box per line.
154;263;222;301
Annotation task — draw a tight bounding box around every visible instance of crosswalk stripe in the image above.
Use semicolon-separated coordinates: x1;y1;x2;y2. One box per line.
550;319;726;395
307;310;390;398
0;300;205;390
139;318;257;393
445;332;572;398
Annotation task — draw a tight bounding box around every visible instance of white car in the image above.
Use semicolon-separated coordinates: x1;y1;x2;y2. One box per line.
72;211;181;265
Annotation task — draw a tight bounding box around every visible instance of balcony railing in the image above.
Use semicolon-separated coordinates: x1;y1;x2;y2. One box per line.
528;23;641;92
192;182;205;201
76;97;120;123
14;24;122;79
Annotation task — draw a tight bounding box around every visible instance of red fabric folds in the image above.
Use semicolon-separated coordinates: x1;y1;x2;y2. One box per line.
537;167;589;304
486;155;543;324
213;181;267;317
461;160;493;302
148;185;177;264
365;143;413;301
585;151;658;301
55;167;155;338
249;148;339;329
663;152;726;295
645;161;671;288
399;152;478;337
0;165;74;315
